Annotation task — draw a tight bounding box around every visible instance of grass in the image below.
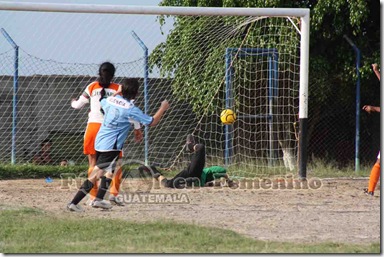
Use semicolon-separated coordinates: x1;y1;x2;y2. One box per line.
0;163;142;180
0;207;380;253
162;158;373;180
0;157;373;180
307;159;371;178
0;163;89;180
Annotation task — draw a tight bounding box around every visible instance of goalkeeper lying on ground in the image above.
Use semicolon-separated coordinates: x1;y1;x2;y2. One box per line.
139;135;235;188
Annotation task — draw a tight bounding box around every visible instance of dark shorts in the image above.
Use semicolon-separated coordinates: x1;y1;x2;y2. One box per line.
95;151;120;173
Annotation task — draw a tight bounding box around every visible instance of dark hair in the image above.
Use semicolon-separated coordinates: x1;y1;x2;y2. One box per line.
41;138;52;147
98;62;115;88
121;78;140;100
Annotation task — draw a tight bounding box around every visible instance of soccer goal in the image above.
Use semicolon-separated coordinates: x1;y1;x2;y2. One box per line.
0;2;309;178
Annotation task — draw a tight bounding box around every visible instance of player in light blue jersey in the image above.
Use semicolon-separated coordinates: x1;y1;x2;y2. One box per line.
67;78;170;212
95;93;154;152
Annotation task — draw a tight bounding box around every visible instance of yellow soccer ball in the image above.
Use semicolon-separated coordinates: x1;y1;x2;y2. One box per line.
220;109;236;125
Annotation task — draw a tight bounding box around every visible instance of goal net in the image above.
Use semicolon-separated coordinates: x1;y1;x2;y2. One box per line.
0;3;309;178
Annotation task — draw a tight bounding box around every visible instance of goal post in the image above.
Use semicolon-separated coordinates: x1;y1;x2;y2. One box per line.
0;2;309;178
299;11;310;179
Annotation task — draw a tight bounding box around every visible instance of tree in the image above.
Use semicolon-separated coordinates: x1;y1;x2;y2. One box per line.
150;0;380;164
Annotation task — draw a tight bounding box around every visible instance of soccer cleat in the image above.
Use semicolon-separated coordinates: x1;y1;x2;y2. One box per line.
185;134;196;152
67;203;84;212
363;188;374;196
91;199;113;209
109;195;125;206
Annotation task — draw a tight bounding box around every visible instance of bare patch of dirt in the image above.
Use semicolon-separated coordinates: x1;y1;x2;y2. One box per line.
0;178;379;244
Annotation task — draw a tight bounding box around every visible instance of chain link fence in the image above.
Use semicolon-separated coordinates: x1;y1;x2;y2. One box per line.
0;48;379;169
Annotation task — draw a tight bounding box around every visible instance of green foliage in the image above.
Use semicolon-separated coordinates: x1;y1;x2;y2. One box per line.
0;208;380;253
0;164;88;179
150;13;300;114
154;0;379;111
0;160;369;180
307;158;372;178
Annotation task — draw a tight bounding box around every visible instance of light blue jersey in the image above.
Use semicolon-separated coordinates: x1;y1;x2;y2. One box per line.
95;95;153;151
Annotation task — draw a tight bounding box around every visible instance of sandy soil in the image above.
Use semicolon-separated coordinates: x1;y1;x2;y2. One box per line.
0;178;380;244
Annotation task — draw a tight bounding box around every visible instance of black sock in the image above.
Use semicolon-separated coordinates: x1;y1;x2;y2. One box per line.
95;176;112;200
71;179;94;205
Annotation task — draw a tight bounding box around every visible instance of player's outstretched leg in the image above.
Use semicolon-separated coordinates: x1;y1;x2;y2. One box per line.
92;175;113;209
159;135;205;188
185;134;196;153
67;179;95;212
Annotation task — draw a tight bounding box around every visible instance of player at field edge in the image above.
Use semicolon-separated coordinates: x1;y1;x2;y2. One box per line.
71;62;142;206
67;78;169;212
363;63;381;196
139;135;235;188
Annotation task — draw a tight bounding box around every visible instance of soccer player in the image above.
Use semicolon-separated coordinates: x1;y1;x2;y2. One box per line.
71;62;141;205
363;63;381;196
141;135;234;188
67;78;169;212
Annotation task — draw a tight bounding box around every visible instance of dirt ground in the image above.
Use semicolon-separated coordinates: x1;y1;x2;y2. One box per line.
0;178;380;245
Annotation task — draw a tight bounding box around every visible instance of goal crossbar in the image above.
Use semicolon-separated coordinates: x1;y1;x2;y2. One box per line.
0;1;309;17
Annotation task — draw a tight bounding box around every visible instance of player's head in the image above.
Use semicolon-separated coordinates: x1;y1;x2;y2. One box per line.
41;138;52;147
121;78;139;100
98;62;115;88
60;159;68;166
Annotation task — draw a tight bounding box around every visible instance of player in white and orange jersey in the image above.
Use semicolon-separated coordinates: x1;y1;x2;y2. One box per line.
363;63;381;196
71;62;142;205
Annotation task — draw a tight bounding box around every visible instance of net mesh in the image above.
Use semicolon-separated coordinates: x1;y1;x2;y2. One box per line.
0;8;302;177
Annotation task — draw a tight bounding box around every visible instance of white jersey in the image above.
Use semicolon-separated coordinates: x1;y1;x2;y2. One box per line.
71;81;121;123
71;81;140;130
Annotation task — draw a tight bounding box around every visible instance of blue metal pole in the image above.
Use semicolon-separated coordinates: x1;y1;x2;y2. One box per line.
271;53;279;166
355;50;361;173
343;35;360;173
131;31;149;165
224;48;279;167
1;28;19;164
273;53;279;98
224;49;233;166
268;57;273;166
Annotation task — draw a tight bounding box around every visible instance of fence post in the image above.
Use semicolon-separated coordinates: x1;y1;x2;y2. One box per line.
1;28;18;164
344;35;361;174
131;31;149;165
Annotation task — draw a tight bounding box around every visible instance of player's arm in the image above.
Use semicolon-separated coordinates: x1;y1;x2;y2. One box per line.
372;63;380;81
362;105;380;113
134;129;143;143
71;92;89;109
149;100;170;127
131;100;170;127
129;119;143;143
